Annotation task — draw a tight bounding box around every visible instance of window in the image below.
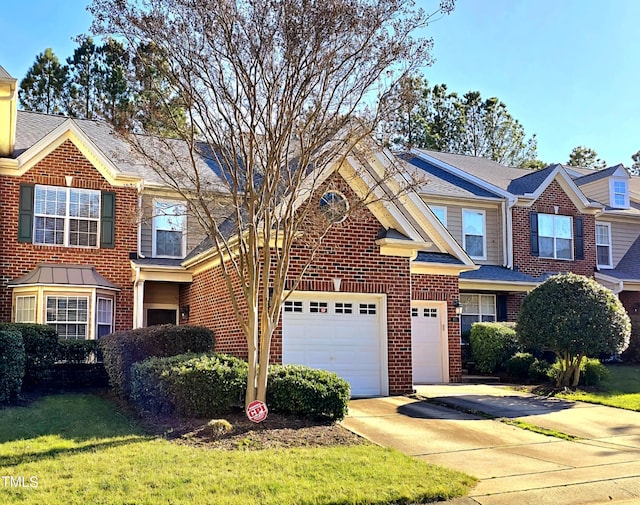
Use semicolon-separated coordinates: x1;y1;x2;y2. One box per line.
335;302;353;314
538;214;572;260
15;296;36;323
359;303;376;315
46;296;89;340
429;206;447;226
611;180;629;209
284;301;303;313
97;298;114;338
310;301;328;313
319;191;348;223
596;223;612;268
153;201;186;258
34;185;100;247
462;209;486;259
460;294;496;335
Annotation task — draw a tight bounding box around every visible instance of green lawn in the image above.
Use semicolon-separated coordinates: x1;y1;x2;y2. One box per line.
0;394;475;504
557;365;640;411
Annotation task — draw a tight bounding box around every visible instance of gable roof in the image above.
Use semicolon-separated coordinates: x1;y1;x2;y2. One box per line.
507;164;558;194
573;165;624;185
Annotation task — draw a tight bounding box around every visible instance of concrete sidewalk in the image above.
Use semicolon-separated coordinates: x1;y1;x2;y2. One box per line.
341;384;640;505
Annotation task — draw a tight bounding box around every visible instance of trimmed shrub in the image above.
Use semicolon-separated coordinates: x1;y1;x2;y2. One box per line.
267;364;350;421
0;329;25;402
505;352;535;382
528;358;553;383
57;339;100;363
469;322;519;374
100;325;214;397
0;323;58;388
131;353;247;416
580;358;610;387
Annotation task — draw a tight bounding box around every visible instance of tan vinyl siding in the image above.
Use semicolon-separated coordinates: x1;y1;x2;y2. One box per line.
609;220;640;267
579;179;610;206
424;200;503;265
144;282;180;305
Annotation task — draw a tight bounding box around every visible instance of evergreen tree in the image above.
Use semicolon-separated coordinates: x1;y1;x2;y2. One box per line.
19;48;70;114
567;146;606;170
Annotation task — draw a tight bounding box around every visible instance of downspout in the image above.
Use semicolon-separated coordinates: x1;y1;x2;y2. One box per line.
137;180;146;259
132;265;145;329
504;196;517;269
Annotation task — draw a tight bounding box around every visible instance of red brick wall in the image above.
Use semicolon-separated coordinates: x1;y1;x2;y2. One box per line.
181;175;467;394
411;273;462;382
0;140;138;330
512;180;596;278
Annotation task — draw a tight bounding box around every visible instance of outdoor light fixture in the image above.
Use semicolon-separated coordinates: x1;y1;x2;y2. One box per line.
453;299;463;315
180;305;190;319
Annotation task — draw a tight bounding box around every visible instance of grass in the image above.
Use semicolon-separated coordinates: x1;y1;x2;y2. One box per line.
555;365;640;411
0;393;476;504
499;419;579;441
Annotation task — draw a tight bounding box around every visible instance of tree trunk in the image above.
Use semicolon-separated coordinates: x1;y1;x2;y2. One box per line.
570;355;583;387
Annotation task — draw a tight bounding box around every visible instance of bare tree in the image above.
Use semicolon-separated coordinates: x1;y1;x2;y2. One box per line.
90;0;454;411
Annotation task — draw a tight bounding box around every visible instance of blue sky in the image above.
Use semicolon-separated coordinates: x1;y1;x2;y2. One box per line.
1;0;638;166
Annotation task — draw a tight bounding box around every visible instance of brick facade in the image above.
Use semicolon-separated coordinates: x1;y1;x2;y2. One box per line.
180;175;463;393
0;140;137;330
512;180;596;278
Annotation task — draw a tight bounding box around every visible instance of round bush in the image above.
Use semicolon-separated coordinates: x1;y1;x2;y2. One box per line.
469;322;519;374
580;358;609;387
528;358;553;383
266;364;350;421
131;353;247;416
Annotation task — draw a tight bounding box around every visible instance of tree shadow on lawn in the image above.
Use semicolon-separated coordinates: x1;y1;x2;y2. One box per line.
0;391;152;467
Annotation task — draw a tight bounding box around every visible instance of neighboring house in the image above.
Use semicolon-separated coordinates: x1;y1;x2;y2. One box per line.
403;149;640;338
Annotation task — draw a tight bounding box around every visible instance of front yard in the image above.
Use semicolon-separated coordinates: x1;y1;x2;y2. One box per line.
0;393;475;504
555;364;640;411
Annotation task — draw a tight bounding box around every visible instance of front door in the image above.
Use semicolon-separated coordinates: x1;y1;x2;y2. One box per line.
146;308;177;326
411;301;448;383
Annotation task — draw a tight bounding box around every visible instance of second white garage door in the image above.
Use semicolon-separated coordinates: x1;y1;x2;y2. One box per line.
411;301;449;383
282;293;387;397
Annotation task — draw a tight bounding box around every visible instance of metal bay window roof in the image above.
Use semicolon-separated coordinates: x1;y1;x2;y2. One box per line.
8;264;120;290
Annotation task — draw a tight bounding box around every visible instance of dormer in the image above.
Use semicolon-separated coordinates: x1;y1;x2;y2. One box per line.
574;164;630;210
609;166;630;209
0;65;18;158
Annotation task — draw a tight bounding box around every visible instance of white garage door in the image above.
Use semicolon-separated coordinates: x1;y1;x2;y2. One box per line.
282;293;387;397
411;301;449;383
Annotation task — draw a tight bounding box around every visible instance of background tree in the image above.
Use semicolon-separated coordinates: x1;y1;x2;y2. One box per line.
517;273;630;387
19;48;70;114
98;38;131;127
567;146;606;170
629;150;640;176
67;35;103;119
381;77;538;167
91;0;454;411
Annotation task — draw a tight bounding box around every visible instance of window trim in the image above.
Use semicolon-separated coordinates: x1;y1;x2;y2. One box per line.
596;222;613;268
428;205;447;227
152;199;187;259
538;213;573;260
33;185;101;248
462;208;487;260
45;295;90;340
610;178;629;209
96;297;114;338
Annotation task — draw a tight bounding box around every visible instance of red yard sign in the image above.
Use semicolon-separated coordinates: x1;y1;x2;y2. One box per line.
246;400;269;423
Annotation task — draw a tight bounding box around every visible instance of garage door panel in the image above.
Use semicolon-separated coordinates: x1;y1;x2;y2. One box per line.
282;294;384;397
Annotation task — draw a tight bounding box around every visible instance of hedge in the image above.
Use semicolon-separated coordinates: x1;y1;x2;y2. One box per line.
57;339;101;363
267;364;351;421
0;323;58;388
130;354;351;421
131;353;248;416
469;322;519;374
0;329;25;402
100;325;215;397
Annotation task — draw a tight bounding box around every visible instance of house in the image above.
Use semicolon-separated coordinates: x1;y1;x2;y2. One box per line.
403;149;640;338
2;62;637;397
0;66;477;396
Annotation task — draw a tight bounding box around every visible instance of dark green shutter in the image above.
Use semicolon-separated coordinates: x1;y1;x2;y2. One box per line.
101;191;116;249
574;216;584;260
529;212;539;256
18;184;35;243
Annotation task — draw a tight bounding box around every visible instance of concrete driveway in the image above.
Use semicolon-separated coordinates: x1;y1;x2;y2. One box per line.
341;384;640;505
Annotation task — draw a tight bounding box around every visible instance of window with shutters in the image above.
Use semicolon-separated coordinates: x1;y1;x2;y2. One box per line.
537;214;573;260
33;185;101;247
